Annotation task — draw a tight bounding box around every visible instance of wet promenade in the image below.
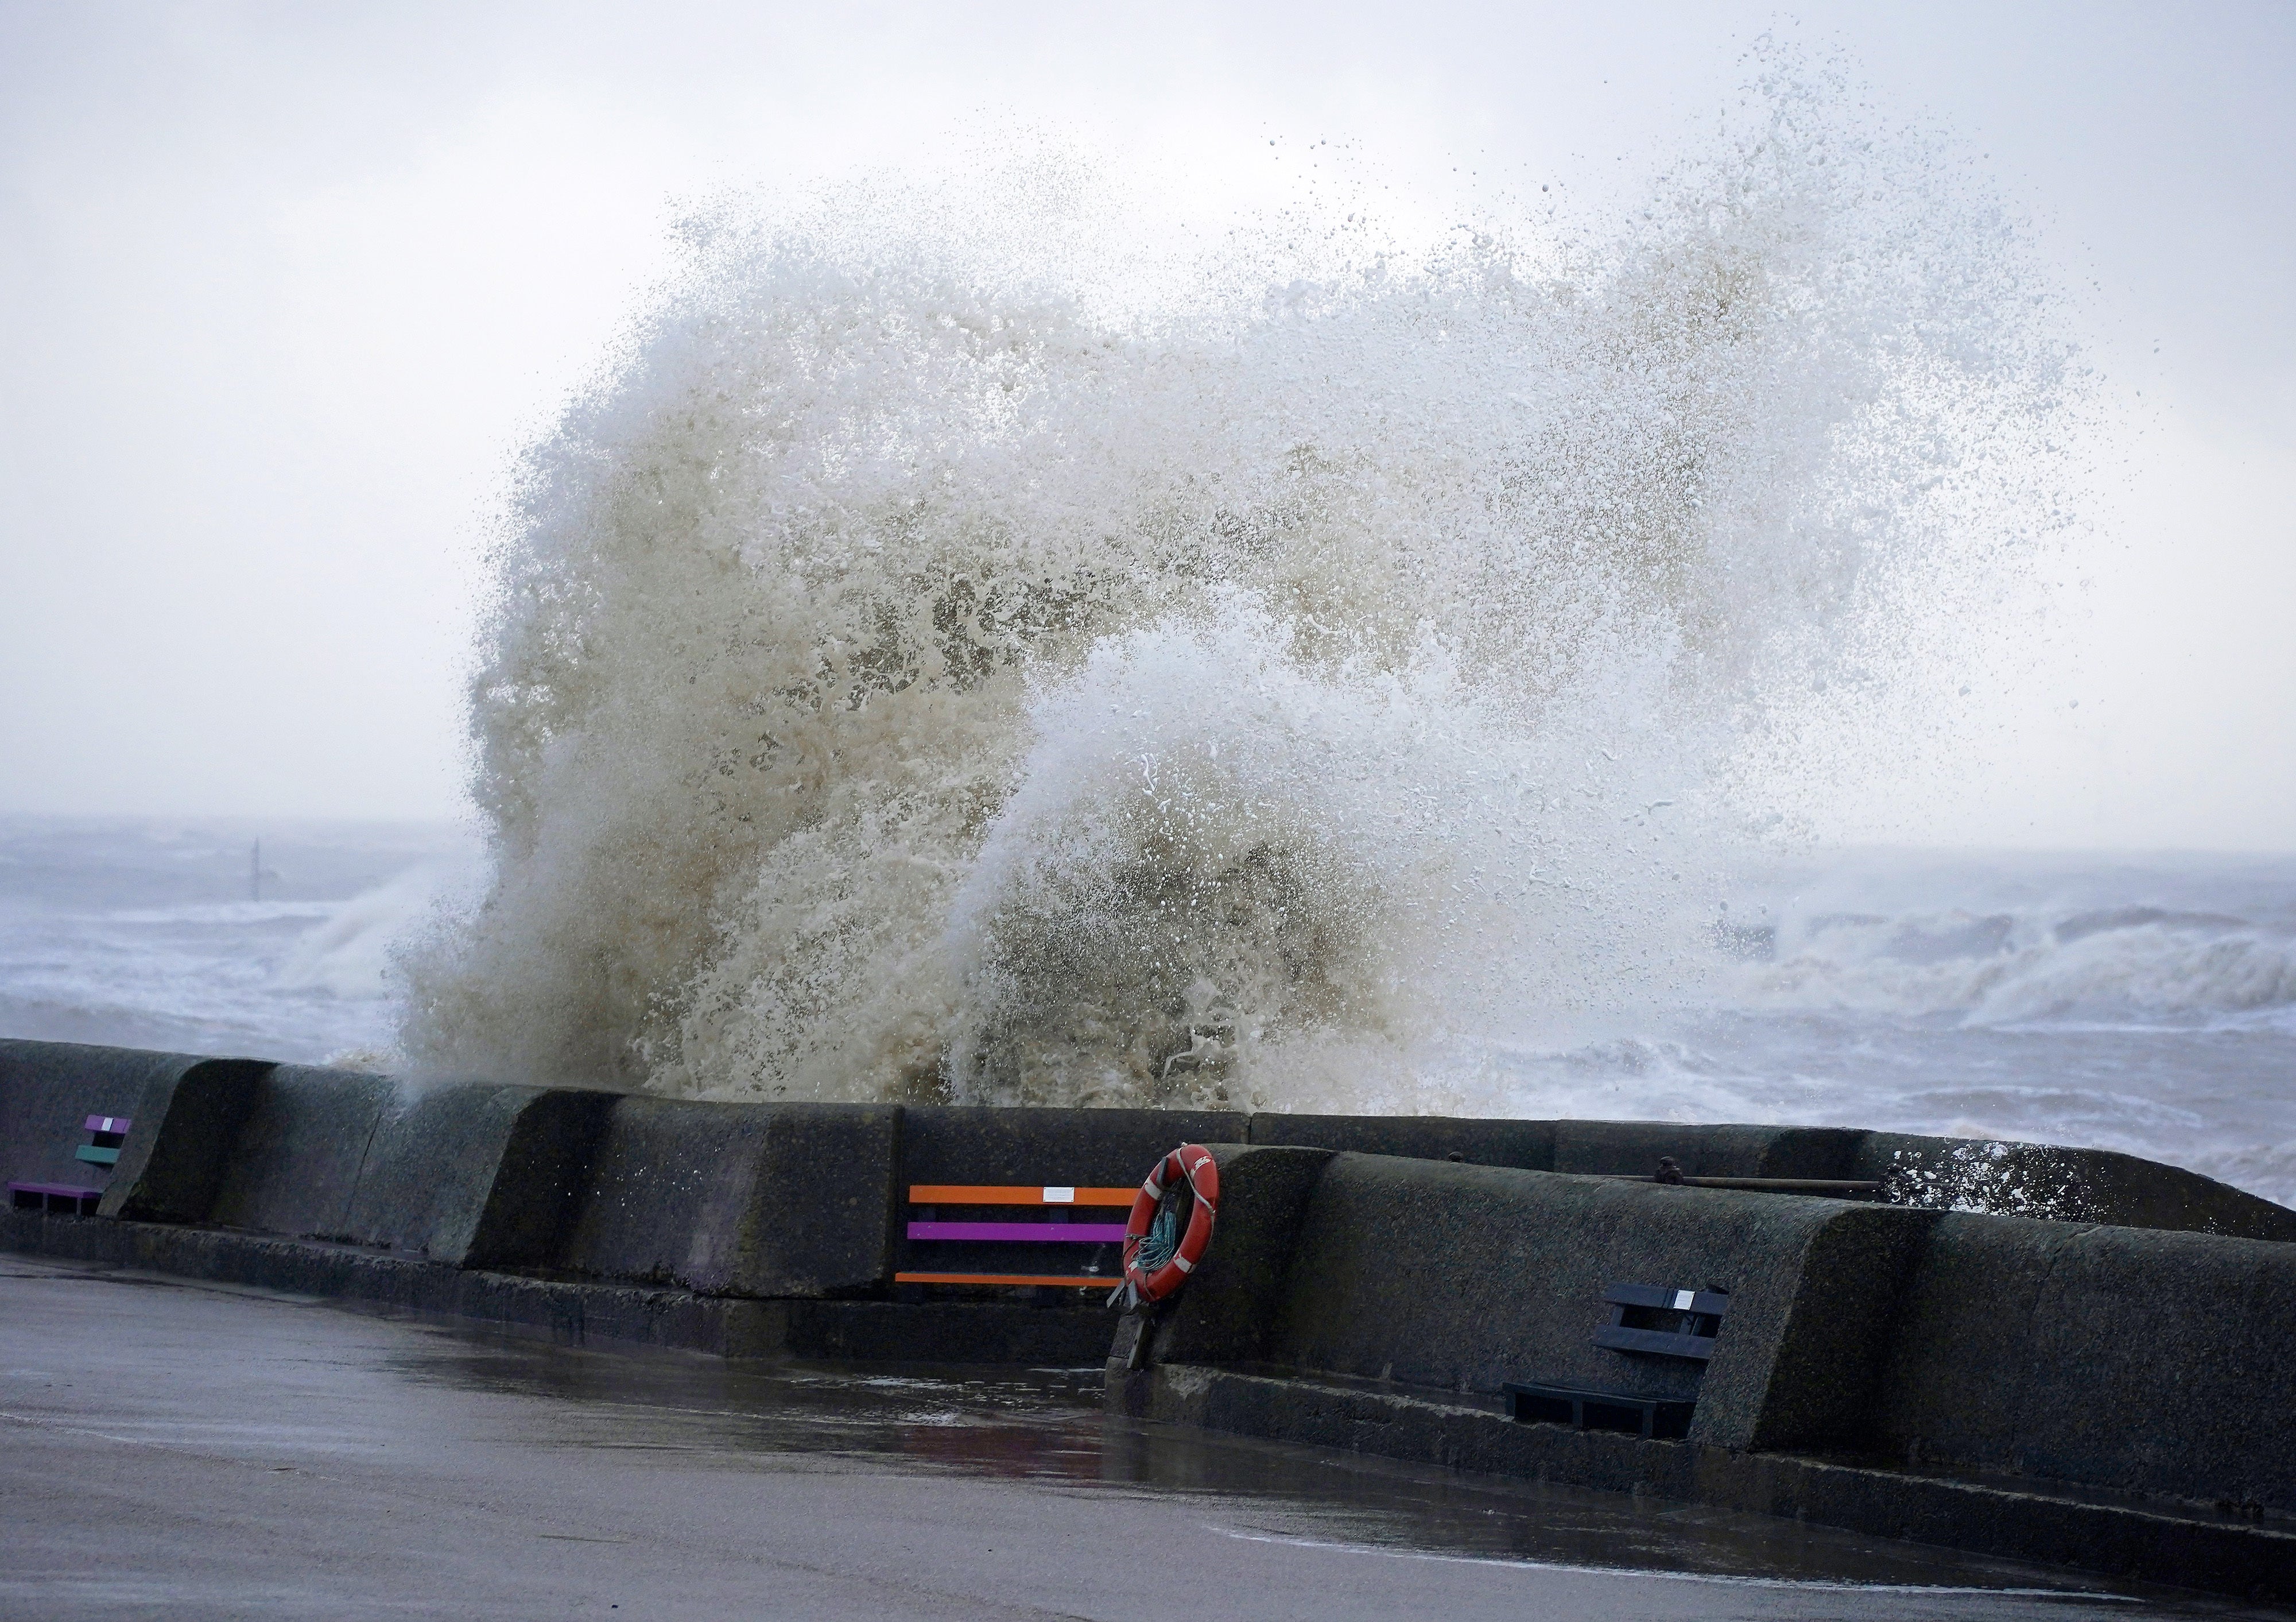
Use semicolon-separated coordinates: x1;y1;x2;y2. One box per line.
0;1255;2266;1620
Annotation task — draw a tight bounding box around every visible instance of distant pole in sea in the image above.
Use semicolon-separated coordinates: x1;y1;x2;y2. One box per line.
250;839;261;904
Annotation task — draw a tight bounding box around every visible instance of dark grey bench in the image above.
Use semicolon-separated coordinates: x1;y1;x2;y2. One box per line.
1505;1280;1730;1441
1591;1282;1728;1361
1503;1383;1696;1439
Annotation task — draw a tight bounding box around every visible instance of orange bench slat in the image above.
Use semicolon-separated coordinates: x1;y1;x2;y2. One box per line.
906;1184;1135;1206
893;1271;1116;1289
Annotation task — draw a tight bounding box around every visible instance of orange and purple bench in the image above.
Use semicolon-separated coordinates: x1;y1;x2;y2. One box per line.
894;1183;1133;1290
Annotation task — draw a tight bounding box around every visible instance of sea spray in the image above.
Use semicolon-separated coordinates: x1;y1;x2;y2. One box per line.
397;69;2085;1106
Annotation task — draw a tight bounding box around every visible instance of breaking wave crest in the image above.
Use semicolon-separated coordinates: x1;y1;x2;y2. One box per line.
396;69;2084;1105
1747;907;2296;1027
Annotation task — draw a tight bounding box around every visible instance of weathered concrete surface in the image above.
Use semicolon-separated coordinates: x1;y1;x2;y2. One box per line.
1247;1111;1555;1168
1245;1113;2296;1241
203;1063;397;1239
14;1041;2291;1259
0;1206;1121;1364
1875;1213;2296;1513
1106;1148;2296;1599
1856;1132;2296;1242
0;1253;2214;1621
98;1054;274;1224
1250;1152;1932;1451
0;1039;272;1218
556;1095;900;1296
1134;1144;1334;1369
340;1081;619;1265
1552;1120;1871;1180
900;1104;1250;1187
1116;1363;2296;1605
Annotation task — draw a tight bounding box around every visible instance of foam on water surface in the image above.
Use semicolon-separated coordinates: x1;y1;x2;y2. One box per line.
0;817;471;1064
1;824;2290;1204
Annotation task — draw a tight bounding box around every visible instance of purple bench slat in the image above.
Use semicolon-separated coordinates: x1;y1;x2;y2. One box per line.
7;1182;103;1214
906;1221;1128;1244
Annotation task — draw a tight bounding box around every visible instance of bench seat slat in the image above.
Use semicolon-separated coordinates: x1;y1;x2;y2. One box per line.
907;1221;1127;1244
1603;1283;1730;1315
1593;1324;1718;1361
893;1272;1114;1289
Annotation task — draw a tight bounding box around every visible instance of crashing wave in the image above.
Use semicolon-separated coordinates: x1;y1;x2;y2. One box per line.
396;68;2083;1104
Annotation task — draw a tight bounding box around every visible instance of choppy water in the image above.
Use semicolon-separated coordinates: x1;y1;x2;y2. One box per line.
1494;848;2296;1207
0;816;2287;1208
0;816;470;1066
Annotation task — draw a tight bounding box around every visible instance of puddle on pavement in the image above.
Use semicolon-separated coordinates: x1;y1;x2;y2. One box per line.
368;1320;2167;1605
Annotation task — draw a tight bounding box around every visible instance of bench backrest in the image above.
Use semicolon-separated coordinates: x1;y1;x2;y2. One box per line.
1593;1282;1730;1361
897;1183;1134;1290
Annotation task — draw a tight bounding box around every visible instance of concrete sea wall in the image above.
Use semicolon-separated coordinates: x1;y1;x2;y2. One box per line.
4;1038;2293;1597
1113;1143;2296;1597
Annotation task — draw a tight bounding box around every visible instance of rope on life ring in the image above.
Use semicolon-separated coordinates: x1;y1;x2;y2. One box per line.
1108;1143;1220;1311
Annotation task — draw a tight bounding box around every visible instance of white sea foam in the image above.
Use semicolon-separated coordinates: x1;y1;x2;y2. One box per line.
1746;907;2296;1027
395;68;2087;1105
279;864;463;1001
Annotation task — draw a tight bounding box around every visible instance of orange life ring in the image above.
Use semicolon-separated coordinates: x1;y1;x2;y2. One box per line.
1121;1143;1220;1305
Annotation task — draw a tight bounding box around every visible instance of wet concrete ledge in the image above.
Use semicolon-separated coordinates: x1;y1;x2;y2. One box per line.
1104;1143;2296;1603
9;1041;2293;1265
7;1039;2296;1601
0;1209;1118;1365
10;1203;2289;1604
1108;1362;2296;1604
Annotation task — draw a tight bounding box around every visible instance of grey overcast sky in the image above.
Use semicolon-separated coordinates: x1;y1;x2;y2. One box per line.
1;1;2290;847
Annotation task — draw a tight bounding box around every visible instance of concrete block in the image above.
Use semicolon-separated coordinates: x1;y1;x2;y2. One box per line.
103;1055;278;1225
1870;1213;2060;1470
1875;1214;2296;1511
1733;1199;1938;1450
1856;1132;2296;1240
1244;1113;1554;1169
343;1083;621;1266
1144;1144;1335;1368
900;1105;1248;1188
1251;1153;1930;1450
784;1301;1119;1365
205;1064;397;1240
1;1040;272;1220
557;1097;899;1296
1553;1120;1866;1180
1111;1361;2296;1603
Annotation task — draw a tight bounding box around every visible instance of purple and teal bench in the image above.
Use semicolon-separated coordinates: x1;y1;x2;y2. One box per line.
7;1115;131;1216
894;1183;1133;1290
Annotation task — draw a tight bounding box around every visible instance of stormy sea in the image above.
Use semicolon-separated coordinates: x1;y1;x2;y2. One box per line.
7;73;2286;1214
3;817;2289;1209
